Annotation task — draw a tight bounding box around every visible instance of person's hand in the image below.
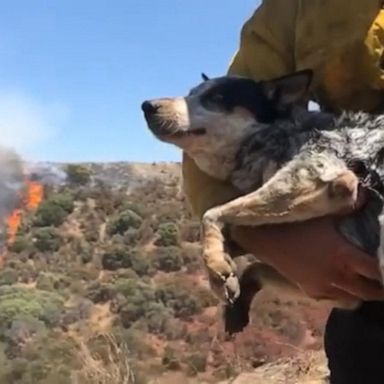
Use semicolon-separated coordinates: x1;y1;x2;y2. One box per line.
231;216;384;303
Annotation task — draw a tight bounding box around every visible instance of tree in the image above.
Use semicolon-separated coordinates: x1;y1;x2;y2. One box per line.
33;192;74;227
65;164;91;185
101;245;130;271
8;235;32;253
156;280;202;319
151;246;183;272
107;210;143;236
33;202;67;227
49;193;75;214
0;269;18;286
33;228;62;252
0;286;64;331
114;279;157;328
154;222;179;247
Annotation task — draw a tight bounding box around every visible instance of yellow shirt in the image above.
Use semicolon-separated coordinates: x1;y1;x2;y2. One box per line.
183;0;384;218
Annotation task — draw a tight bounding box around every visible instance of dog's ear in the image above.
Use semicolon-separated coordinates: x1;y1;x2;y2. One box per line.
201;73;210;82
261;70;313;109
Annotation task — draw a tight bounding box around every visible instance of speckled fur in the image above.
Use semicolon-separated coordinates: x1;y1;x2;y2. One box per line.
221;111;384;334
231;111;384;252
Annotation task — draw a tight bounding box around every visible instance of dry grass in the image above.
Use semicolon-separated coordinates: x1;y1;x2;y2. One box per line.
221;350;329;384
71;334;136;384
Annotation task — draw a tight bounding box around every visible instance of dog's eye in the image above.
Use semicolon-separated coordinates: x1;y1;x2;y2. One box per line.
210;93;225;103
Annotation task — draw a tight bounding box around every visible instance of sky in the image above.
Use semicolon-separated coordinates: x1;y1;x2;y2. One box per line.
0;1;260;163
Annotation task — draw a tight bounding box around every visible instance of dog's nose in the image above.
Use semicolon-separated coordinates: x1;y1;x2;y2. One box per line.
141;100;160;116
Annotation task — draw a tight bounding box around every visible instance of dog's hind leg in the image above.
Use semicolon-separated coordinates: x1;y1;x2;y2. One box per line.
202;153;359;305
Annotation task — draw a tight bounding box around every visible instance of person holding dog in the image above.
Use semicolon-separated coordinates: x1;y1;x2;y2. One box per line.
183;1;384;383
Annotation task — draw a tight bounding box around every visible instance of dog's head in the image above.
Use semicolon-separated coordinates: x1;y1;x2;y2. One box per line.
142;70;312;177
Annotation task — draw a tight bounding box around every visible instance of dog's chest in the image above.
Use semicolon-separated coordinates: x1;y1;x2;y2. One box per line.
231;125;313;193
230;122;384;194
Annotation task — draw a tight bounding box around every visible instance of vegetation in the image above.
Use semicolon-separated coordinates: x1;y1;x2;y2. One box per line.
65;164;92;186
0;162;327;383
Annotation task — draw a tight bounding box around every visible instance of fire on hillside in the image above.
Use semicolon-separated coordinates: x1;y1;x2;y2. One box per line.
1;176;44;262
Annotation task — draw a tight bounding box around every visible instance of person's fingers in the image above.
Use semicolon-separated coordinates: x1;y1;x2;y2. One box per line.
316;286;361;307
344;248;382;282
331;273;384;301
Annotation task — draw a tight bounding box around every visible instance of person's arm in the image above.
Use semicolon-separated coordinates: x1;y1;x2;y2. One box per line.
231;217;384;302
182;0;384;303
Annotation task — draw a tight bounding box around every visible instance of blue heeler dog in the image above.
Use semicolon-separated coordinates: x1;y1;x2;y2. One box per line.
142;70;384;334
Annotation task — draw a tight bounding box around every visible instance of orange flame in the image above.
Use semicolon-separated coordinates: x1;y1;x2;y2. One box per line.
3;177;44;253
6;209;22;246
25;179;43;210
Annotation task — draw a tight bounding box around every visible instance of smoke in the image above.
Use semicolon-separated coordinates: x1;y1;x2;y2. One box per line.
0;89;68;156
0;89;68;248
0;147;24;248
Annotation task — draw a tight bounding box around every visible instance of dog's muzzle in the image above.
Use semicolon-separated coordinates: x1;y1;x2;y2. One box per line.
142;98;206;140
141;100;160;118
141;99;177;137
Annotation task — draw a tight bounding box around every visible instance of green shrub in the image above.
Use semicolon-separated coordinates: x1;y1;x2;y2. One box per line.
85;282;114;304
17;333;77;383
65;164;91;185
33;192;74;228
185;352;208;375
143;302;173;334
123;228;141;246
33;228;62;252
102;246;152;276
114;279;157;328
101;245;132;271
181;245;202;273
49;193;75;213
121;201;147;217
0;286;64;330
154;222;179;247
156;280;201;319
151;246;183;272
34;202;66;227
125;249;152;276
8;235;31;253
0;269;18;286
3;315;46;345
107;210;143;236
36;273;70;292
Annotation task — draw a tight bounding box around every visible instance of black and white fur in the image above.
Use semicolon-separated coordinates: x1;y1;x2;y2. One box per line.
142;70;384;334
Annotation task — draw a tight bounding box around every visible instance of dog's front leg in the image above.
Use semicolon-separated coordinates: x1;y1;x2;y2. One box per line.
201;205;241;304
202;158;359;305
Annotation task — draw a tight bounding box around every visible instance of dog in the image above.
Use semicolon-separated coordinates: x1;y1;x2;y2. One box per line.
142;70;384;334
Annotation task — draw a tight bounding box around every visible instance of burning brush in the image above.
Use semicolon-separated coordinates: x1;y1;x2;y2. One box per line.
0;148;43;262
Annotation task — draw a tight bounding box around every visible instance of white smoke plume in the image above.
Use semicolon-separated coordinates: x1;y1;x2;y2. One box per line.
0;89;68;248
0;89;68;156
0;147;24;248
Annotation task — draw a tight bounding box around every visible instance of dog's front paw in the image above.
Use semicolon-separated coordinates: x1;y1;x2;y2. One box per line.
206;253;240;304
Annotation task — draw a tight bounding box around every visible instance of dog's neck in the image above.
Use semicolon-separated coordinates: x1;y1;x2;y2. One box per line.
189;147;239;181
186;128;258;181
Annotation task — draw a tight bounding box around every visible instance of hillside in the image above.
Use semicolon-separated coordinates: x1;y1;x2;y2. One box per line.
0;159;331;383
